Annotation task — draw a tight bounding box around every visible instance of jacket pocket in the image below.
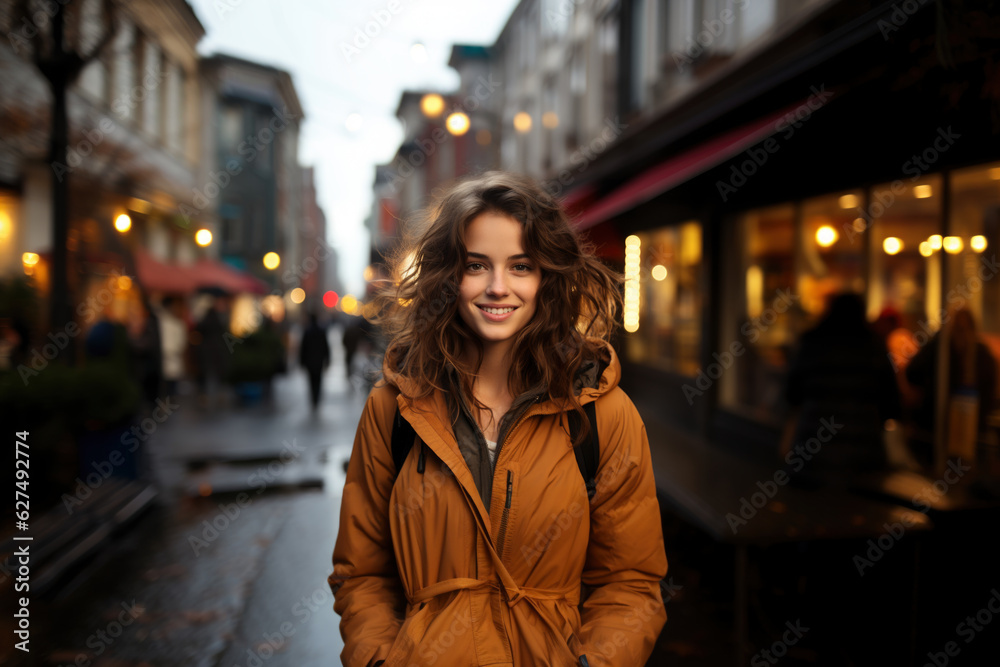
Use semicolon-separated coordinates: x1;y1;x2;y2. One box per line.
561;618;586;666
382;603;429;667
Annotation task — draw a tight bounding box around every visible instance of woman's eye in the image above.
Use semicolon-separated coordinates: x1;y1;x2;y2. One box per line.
466;262;485;271
513;264;533;272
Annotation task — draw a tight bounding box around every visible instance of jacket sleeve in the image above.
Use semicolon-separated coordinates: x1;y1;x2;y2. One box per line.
577;389;668;667
329;387;406;667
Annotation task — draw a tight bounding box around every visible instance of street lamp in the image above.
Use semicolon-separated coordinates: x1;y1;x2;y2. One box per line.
263;252;280;270
446;111;470;136
513;112;532;133
421;93;444;118
114;213;131;233
195;228;213;247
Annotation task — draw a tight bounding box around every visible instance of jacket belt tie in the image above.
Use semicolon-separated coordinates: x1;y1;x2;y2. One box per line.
409;578;580;609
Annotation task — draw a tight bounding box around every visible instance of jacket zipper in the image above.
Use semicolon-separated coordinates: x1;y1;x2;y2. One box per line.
496;470;514;561
492;397;538;560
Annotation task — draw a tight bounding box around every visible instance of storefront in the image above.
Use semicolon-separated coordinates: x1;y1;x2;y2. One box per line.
567;1;1000;472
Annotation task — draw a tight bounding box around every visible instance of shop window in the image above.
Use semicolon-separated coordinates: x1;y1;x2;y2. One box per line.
949;162;1000;355
719;204;799;420
798;189;866;321
624;221;702;376
220;104;243;155
867;174;943;334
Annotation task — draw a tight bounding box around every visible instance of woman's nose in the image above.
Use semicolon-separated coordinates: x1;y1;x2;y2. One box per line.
486;270;509;296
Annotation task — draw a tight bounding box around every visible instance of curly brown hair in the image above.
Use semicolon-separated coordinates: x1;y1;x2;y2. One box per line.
371;171;622;439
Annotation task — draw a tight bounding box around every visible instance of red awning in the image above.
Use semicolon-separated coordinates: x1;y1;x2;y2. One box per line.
134;246;197;294
134;247;269;295
190;258;270;295
558;183;597;219
572;99;821;231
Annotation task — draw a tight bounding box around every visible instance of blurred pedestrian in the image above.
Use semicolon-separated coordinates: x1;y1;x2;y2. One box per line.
0;316;30;370
905;307;998;462
157;295;188;399
299;311;330;412
342;314;375;383
782;292;902;475
194;296;230;409
131;299;162;408
872;306;922;410
329;171;667;666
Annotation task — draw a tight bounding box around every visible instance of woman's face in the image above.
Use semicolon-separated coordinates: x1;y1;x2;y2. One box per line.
457;211;541;349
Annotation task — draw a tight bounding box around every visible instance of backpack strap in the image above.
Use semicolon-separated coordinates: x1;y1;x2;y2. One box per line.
569;400;600;502
391;407;423;475
393;401;597;495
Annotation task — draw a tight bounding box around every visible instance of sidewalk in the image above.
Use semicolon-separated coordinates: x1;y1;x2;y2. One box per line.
23;327;362;667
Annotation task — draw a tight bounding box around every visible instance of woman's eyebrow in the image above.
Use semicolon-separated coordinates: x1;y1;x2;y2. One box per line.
467;252;531;260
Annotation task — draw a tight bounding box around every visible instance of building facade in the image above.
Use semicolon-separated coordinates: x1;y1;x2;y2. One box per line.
0;0;206;335
198;54;305;292
373;0;1000;478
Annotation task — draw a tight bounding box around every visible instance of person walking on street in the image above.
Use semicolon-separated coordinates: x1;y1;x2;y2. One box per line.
299;311;331;412
194;296;230;410
329;172;668;667
157;295;188;400
131;299;162;409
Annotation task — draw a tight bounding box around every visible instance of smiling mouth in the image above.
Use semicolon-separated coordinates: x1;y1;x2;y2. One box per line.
478;305;516;315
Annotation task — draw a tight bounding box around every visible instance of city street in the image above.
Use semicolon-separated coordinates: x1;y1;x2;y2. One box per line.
18;328;729;667
28;327;362;667
6;1;1000;665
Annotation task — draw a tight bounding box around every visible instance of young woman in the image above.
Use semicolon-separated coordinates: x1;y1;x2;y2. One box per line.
329;171;667;667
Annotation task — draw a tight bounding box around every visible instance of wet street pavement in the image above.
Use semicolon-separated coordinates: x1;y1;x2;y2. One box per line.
18;327;730;667
26;327;366;667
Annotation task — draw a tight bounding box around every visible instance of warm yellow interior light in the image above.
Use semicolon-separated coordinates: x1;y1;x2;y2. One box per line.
838;194;859;209
943;236;963;254
815;225;839;248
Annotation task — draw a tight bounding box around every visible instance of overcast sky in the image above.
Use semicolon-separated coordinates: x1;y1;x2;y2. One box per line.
185;0;519;297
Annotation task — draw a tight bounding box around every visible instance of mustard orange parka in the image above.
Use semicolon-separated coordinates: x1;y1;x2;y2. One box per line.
329;343;668;666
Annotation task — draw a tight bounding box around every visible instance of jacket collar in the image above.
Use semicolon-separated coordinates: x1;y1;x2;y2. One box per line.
382;340;621;416
381;340;621;536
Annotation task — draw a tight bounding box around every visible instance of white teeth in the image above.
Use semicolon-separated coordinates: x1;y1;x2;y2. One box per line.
482;307;514;315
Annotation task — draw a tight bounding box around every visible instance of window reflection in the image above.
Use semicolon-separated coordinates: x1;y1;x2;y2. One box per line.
799;190;866;321
950;162;1000;360
625;221;702;376
867;174;943;334
719;204;798;420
